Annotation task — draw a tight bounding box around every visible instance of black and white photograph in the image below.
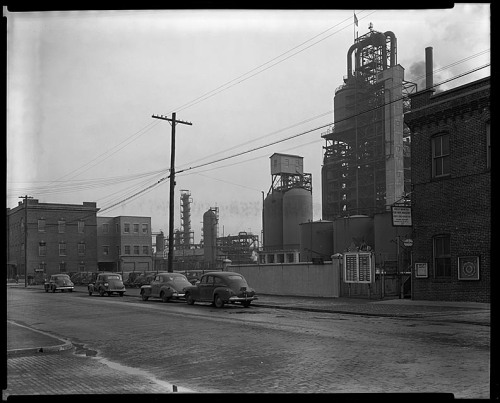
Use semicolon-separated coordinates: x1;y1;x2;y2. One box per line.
5;5;491;398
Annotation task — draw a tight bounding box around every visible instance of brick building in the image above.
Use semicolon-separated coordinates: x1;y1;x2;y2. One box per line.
97;216;152;272
6;199;99;278
404;76;490;302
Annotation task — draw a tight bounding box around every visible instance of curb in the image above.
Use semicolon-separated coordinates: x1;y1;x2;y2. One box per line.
7;321;74;358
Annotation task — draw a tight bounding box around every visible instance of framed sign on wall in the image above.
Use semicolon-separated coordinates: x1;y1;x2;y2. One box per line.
415;263;428;278
458;256;480;280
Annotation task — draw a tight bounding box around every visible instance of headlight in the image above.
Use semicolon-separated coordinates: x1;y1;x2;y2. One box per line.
104;282;109;286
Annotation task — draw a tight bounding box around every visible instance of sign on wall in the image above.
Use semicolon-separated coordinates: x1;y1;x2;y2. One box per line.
343;252;374;284
391;206;412;227
458;256;480;280
414;263;428;278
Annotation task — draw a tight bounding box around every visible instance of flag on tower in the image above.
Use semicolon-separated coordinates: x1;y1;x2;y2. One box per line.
354;13;358;27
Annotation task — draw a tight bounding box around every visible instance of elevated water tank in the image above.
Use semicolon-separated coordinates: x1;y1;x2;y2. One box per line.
203;209;218;267
299;220;334;262
333;215;374;252
282;187;313;250
263;191;283;251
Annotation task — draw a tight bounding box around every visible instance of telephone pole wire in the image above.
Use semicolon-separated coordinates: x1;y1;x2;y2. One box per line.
19;195;33;287
152;113;192;272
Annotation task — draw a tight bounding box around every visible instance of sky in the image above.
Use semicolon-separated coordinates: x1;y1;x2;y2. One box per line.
6;5;490;244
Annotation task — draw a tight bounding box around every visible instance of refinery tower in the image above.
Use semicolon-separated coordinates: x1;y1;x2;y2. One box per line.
321;26;416;219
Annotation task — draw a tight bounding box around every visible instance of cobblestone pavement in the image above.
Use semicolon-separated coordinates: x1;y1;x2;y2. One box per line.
5;284;492;398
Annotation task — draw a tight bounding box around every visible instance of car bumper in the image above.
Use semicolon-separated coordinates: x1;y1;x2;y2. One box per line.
55;286;74;290
228;295;258;302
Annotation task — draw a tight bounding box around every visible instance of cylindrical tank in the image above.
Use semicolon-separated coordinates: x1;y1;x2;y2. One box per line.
299;220;334;262
203;209;217;268
156;232;165;252
263;191;283;251
333;215;374;253
282;188;313;250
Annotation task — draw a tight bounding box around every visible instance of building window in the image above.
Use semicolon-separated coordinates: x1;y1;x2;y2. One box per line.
103;246;109;256
432;133;450;178
59;262;67;272
39;241;46;257
134;245;140;255
102;223;109;234
58;220;66;233
124;223;130;234
78;242;86;256
133;223;139;233
59;242;67;256
124;245;131;255
78;220;85;233
142;223;149;234
38;219;45;232
39;262;46;272
142;245;149;255
78;262;86;272
486;122;491;169
433;235;451;277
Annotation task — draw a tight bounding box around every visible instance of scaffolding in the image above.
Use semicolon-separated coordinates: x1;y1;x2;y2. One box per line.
322;28;416;220
178;190;194;249
217;231;259;265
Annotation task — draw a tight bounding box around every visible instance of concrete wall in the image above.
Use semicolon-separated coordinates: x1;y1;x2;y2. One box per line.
229;261;340;297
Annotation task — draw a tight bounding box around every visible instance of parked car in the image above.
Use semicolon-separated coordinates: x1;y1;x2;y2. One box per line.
140;272;192;302
133;272;156;288
44;274;74;293
184;271;257;308
88;272;126;297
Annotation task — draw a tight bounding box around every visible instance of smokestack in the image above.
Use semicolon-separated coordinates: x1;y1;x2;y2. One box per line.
425;47;433;89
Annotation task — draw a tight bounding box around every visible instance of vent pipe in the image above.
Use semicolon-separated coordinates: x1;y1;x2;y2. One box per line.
425;47;433;89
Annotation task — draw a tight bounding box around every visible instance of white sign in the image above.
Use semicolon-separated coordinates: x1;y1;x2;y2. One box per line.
343;252;374;284
391;206;412;227
415;263;428;278
403;238;413;247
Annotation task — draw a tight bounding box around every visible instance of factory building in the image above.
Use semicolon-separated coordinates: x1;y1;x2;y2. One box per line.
321;27;415;219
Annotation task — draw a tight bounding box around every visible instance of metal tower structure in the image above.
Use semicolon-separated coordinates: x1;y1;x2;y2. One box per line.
321;27;416;219
179;190;194;249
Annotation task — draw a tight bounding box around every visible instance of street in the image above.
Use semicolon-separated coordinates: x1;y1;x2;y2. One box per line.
6;287;490;397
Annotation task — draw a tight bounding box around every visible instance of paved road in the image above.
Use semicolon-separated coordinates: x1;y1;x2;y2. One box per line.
5;286;491;398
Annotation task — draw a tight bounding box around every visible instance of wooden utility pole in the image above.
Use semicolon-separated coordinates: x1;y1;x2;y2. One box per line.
152;112;192;272
19;195;33;287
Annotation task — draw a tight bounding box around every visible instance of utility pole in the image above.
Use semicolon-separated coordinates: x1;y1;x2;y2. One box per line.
152;112;192;272
19;195;33;287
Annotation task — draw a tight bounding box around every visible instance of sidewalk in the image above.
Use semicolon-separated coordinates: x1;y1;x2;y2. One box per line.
7;284;490;357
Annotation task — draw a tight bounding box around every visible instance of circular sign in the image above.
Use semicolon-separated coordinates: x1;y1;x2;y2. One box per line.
403;239;413;247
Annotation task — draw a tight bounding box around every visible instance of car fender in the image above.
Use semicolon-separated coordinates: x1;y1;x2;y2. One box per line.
213;286;231;301
185;286;199;298
141;285;152;296
160;286;175;297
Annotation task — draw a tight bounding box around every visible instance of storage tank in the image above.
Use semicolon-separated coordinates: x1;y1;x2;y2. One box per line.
263;191;283;251
282;187;313;250
203;209;218;268
333;215;374;252
299;220;334;262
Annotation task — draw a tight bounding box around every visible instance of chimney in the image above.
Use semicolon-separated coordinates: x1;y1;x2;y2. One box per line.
425;47;433;89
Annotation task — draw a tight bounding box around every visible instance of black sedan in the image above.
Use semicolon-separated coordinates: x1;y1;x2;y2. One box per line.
184;271;257;308
44;274;74;293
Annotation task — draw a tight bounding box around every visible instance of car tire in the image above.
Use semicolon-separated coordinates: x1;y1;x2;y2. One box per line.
69;289;73;292
45;287;49;293
186;293;195;305
119;292;124;297
88;289;92;296
242;301;251;308
214;294;224;308
141;291;149;301
161;292;170;303
52;286;56;293
99;288;105;297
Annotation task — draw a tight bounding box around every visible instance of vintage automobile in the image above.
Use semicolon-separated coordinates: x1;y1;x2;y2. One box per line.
184;271;257;308
88;272;126;297
140;272;192;302
44;274;74;293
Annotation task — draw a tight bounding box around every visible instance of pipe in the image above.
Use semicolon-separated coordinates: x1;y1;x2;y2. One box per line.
384;31;397;66
425;47;433;89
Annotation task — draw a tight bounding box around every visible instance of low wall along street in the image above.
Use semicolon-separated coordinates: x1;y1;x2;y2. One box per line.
230;260;401;299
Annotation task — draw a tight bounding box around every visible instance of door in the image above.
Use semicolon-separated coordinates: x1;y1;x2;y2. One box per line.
199;275;215;301
150;275;162;297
